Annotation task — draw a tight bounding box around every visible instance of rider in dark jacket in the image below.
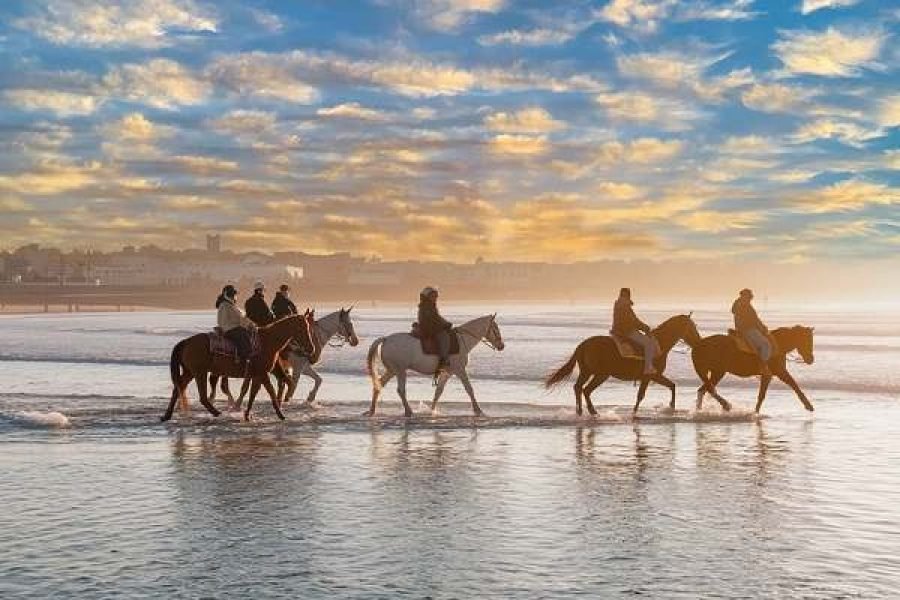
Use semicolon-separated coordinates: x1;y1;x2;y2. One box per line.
418;286;452;371
732;288;772;377
611;288;657;375
245;281;275;327
271;284;298;320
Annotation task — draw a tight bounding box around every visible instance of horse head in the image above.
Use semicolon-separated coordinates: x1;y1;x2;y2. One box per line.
793;325;815;365
339;307;360;347
655;313;702;348
486;313;505;351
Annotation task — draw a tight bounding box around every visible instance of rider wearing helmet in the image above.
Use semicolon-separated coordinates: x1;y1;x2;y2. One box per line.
611;287;657;376
245;280;275;327
732;288;772;377
216;284;255;366
418;286;452;373
272;283;298;320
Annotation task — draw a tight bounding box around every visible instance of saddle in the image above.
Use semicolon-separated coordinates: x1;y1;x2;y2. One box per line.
208;327;261;359
728;329;779;356
410;323;460;356
609;332;659;361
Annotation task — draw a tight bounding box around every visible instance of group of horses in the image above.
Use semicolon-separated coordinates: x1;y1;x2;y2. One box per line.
162;309;815;422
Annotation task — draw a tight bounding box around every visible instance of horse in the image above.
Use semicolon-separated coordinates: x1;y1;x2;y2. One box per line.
208;311;321;408
544;314;710;415
161;312;316;423
692;325;815;413
365;314;505;417
279;307;360;406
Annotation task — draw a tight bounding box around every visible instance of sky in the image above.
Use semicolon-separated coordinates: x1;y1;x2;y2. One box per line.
0;0;898;264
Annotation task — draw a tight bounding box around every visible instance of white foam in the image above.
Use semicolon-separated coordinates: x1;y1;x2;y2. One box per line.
11;410;71;428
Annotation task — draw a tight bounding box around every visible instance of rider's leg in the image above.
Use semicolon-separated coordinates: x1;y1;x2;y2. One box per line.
746;329;772;377
436;330;451;372
430;371;451;413
628;332;656;375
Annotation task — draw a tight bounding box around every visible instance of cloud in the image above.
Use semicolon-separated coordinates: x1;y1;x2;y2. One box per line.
792;179;900;213
484;107;565;133
171;155;240;175
3;89;101;116
205;53;319;103
595;91;700;129
720;135;778;154
878;95;900;128
792;119;884;147
740;82;813;113
675;210;766;232
0;160;102;195
14;0;217;48
250;8;283;32
414;0;506;32
488;134;548;156
597;0;677;33
317;103;389;121
800;0;861;15
773;27;886;77
101;113;169;141
478;27;578;46
595;181;644;200
616;49;750;101
104;59;210;109
207;110;277;136
675;0;759;21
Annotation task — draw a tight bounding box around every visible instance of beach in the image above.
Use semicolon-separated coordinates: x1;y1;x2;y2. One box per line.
2;304;899;597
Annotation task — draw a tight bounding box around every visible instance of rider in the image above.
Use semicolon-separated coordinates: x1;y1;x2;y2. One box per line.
418;286;452;373
272;283;298;320
611;287;657;376
732;288;772;377
216;284;255;367
245;281;275;327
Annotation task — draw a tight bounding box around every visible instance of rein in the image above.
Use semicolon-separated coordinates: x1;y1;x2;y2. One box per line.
455;319;499;350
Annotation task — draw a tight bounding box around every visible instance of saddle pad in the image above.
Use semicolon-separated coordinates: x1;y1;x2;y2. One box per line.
208;327;260;358
414;330;461;356
610;334;644;360
727;329;760;355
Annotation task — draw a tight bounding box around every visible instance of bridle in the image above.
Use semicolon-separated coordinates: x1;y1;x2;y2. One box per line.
327;311;356;348
456;316;502;350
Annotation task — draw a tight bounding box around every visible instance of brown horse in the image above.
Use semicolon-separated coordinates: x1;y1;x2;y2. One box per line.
162;312;316;422
545;314;708;415
692;325;815;413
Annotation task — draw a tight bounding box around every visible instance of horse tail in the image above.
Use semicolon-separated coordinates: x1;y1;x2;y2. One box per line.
170;338;188;385
545;345;579;389
367;337;386;391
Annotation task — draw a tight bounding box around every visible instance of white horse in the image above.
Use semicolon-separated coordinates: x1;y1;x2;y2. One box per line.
365;314;505;417
280;307;359;406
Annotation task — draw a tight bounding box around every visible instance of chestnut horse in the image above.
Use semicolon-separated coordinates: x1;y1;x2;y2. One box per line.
545;314;709;415
692;325;815;413
161;312;315;422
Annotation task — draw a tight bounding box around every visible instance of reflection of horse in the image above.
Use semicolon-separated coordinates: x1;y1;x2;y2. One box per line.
545;314;708;415
365;314;505;417
280;308;360;406
162;312;315;422
692;325;815;413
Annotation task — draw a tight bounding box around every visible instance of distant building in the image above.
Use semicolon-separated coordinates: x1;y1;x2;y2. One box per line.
206;234;221;253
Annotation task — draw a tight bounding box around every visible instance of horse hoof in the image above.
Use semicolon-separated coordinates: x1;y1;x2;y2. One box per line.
474;412;485;418
404;411;413;418
722;402;732;412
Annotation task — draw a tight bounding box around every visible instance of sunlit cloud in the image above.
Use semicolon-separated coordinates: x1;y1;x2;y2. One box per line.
792;118;884;147
484;107;565;133
800;0;861;15
13;0;217;48
104;58;210;109
792;179;900;213
773;27;886;77
317;103;390;121
3;89;101;116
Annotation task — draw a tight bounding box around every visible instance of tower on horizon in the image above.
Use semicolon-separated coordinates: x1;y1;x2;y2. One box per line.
206;234;221;253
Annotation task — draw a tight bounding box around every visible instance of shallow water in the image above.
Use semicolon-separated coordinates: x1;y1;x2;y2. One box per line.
2;306;899;598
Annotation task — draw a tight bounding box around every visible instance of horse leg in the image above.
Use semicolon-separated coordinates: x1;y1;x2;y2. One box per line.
573;370;590;416
196;372;220;417
305;366;322;405
220;378;237;410
430;371;451;414
652;373;676;410
776;370;814;412
238;376;251;404
365;371;394;417
754;373;773;413
633;378;651;414
396;371;413;417
244;379;262;421
208;374;218;402
261;376;285;421
457;370;484;417
162;372;192;422
707;372;730;411
582;374;607;417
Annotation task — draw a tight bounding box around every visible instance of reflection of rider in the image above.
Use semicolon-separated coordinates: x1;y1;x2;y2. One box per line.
611;287;658;375
271;284;298;320
732;288;772;377
217;285;255;366
245;281;275;326
418;286;452;372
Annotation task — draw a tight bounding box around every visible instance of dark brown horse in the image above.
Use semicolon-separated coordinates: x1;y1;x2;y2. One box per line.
692;325;815;413
545;314;707;415
162;312;315;422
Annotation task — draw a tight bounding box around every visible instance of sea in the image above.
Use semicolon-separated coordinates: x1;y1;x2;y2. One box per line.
1;303;899;598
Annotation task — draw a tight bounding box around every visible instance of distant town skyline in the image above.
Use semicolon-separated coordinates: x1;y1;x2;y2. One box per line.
0;1;898;263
